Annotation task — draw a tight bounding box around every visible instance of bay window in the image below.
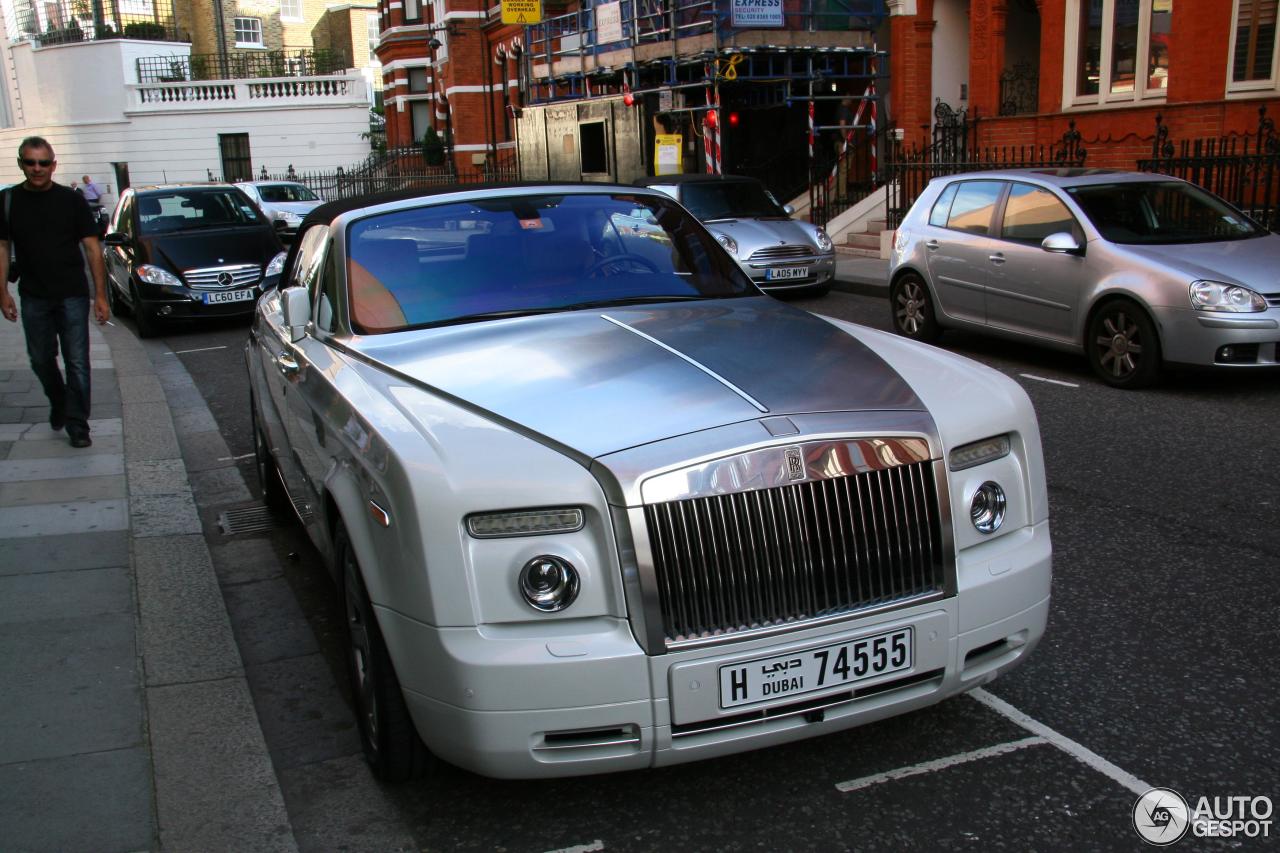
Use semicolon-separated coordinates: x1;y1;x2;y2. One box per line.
1069;0;1171;104
1230;0;1279;89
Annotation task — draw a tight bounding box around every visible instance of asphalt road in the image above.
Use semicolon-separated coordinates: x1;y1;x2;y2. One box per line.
129;289;1280;852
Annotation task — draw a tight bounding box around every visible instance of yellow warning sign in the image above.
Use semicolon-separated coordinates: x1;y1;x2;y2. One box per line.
501;0;542;24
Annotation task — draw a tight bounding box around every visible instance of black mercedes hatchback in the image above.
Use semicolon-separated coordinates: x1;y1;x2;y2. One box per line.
103;184;286;337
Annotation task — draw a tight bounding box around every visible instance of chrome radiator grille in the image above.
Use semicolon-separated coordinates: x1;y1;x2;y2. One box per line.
184;264;262;290
747;244;813;262
643;459;945;644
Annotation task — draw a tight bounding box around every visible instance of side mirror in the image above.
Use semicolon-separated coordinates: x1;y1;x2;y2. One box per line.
102;232;129;248
280;286;310;343
783;204;796;216
1041;231;1083;254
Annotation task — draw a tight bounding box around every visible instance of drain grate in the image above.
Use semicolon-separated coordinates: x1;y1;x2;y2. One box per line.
218;504;278;536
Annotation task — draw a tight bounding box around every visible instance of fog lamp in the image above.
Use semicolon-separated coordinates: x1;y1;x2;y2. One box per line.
519;555;579;612
970;482;1006;534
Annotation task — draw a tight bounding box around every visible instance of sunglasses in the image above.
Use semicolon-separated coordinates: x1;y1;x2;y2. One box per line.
19;158;54;167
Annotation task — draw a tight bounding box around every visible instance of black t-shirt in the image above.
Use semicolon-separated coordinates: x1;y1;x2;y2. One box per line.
0;183;97;299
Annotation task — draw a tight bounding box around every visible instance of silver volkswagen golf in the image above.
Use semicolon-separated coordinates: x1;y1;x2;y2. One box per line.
889;168;1280;388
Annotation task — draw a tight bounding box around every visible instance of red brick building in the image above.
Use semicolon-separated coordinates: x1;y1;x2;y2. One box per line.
374;0;525;172
887;0;1280;165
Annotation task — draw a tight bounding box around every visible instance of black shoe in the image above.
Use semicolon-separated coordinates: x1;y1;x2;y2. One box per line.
69;433;92;448
50;408;65;431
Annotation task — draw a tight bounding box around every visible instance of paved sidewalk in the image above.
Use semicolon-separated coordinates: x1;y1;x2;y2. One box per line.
0;301;296;852
834;254;890;294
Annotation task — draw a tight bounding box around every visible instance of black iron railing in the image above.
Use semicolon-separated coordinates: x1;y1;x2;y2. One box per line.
18;0;182;45
999;63;1039;117
1138;107;1280;230
211;146;520;202
137;49;350;84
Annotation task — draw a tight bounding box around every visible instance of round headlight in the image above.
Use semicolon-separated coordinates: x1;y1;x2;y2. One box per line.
970;482;1006;534
715;232;739;255
815;227;834;253
519;555;579;612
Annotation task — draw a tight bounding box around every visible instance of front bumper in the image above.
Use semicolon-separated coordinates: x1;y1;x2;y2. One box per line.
743;254;837;291
137;284;263;319
1155;305;1280;366
382;519;1051;779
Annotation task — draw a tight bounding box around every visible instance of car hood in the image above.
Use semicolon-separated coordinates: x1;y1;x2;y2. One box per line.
1119;233;1280;289
352;297;926;459
706;218;819;257
147;228;280;273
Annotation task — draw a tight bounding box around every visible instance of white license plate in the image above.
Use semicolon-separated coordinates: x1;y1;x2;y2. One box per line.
203;289;256;305
718;627;913;708
765;266;809;281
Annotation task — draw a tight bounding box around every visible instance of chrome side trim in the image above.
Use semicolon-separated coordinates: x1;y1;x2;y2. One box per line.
600;313;769;414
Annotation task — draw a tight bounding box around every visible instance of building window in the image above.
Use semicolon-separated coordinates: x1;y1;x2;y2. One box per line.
407;67;430;92
411;102;433;141
367;12;381;53
1231;0;1279;87
233;17;263;47
279;0;302;21
1068;0;1170;104
219;133;252;182
405;0;422;22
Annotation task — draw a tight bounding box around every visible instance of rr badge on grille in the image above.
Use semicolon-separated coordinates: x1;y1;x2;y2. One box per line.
784;446;805;481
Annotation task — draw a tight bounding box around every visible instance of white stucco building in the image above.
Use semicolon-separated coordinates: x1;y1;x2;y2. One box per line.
0;15;372;210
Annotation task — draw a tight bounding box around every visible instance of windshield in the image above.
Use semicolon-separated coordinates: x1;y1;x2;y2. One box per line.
680;181;787;221
346;193;756;334
1067;181;1263;244
138;189;265;234
258;183;319;203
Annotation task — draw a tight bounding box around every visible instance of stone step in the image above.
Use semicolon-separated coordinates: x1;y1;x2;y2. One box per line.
846;232;881;250
836;245;882;258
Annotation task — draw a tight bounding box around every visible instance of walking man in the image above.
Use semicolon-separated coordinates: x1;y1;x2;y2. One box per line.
80;173;105;232
0;137;110;448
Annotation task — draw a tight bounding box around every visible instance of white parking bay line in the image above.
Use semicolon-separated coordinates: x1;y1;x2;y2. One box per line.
835;736;1046;793
970;688;1150;796
1019;373;1080;388
168;345;229;355
544;841;604;853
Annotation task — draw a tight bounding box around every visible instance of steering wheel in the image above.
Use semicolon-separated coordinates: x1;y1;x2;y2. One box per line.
586;253;660;277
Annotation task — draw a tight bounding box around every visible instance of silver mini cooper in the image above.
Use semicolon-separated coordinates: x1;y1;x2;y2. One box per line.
889;168;1280;388
639;175;836;295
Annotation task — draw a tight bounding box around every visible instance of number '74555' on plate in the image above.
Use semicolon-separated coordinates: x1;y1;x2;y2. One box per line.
718;627;913;709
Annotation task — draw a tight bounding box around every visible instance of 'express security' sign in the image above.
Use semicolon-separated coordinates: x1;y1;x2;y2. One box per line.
731;0;783;27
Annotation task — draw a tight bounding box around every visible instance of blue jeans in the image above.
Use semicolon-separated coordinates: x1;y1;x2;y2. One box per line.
21;294;91;436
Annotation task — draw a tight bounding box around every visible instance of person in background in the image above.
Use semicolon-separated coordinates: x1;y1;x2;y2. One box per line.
81;173;105;232
0;137;109;448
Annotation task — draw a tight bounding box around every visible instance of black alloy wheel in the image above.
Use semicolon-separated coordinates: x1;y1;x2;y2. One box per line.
337;523;432;782
890;273;941;342
1086;299;1161;389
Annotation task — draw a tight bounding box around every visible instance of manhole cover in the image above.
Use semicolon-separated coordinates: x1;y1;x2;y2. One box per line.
218;505;278;536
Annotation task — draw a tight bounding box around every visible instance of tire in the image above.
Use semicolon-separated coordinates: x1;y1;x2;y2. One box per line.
106;279;127;317
338;524;432;782
131;284;158;339
890;273;940;343
251;401;291;514
1086;299;1161;389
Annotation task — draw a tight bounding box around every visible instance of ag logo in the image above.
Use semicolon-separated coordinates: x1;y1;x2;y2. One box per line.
1133;787;1190;845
